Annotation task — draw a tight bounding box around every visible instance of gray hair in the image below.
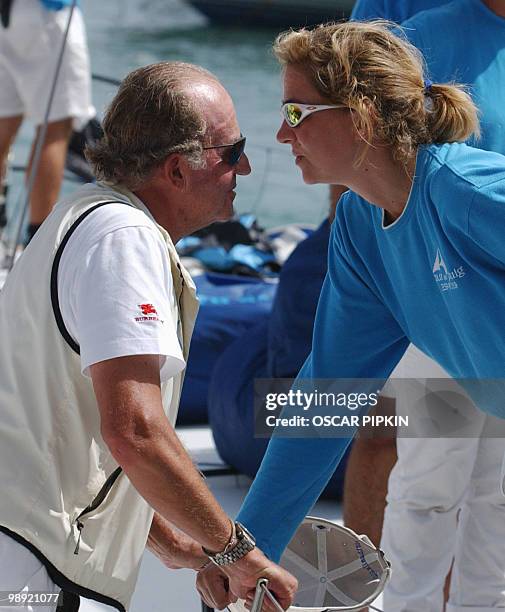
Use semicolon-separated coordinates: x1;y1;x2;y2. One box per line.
86;61;219;189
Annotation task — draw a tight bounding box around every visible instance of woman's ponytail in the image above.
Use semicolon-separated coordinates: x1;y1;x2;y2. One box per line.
426;83;480;144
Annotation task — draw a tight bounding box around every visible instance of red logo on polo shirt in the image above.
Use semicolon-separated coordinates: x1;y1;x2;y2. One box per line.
140;303;157;316
135;303;163;323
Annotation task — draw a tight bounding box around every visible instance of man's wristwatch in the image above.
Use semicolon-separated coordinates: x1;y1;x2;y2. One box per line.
203;522;256;566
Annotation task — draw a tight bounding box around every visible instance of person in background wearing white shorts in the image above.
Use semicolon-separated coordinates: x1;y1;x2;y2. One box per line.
382;345;505;612
0;0;94;242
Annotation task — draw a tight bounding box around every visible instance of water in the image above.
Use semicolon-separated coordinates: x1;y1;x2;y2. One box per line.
6;0;331;239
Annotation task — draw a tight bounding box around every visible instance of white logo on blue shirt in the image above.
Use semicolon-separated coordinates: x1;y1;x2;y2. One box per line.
433;249;448;276
433;248;466;292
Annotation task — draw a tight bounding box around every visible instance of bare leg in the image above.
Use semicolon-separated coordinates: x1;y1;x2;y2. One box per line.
0;115;23;177
343;403;397;612
343;397;397;546
343;437;397;546
0;115;23;228
27;117;73;225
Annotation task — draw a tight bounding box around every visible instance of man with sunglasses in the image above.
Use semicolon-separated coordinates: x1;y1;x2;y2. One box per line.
0;61;297;611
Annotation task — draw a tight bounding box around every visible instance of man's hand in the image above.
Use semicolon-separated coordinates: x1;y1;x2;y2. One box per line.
225;548;297;611
198;548;297;611
197;563;238;610
148;513;208;570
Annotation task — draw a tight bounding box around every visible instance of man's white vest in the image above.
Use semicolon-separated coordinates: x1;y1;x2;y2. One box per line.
0;184;199;611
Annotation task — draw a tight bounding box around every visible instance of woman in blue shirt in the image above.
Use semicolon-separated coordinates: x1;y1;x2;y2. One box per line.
198;19;505;607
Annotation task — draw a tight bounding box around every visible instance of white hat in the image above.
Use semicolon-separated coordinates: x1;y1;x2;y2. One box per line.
228;516;391;612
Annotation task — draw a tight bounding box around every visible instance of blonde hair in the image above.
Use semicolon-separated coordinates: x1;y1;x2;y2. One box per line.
86;62;218;189
273;20;480;164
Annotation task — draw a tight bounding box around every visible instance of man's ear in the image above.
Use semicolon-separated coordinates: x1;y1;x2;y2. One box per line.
162;154;189;190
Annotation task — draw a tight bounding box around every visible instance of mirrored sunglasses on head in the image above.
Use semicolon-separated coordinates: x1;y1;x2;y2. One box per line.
281;103;347;128
203;135;246;166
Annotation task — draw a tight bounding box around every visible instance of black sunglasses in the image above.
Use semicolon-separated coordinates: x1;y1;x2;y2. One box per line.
203;135;246;166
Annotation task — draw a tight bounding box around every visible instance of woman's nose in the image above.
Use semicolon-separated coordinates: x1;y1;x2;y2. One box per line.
276;120;293;144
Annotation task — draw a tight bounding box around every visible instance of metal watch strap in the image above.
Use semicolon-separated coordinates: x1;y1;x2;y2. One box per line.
202;519;236;556
207;522;255;567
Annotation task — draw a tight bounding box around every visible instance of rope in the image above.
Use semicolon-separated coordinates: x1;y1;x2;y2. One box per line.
91;72;121;87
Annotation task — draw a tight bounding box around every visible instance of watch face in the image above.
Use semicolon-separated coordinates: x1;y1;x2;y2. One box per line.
236;522;255;543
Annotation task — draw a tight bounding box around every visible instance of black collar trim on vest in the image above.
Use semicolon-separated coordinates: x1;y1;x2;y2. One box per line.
0;526;126;612
50;201;128;355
